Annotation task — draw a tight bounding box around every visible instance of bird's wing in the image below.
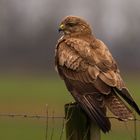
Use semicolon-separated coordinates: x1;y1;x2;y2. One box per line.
90;39;140;115
56;37;123;91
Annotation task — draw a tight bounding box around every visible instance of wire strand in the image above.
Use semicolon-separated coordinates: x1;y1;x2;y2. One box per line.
0;113;140;121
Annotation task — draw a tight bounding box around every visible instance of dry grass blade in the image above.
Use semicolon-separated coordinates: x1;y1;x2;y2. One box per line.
60;118;65;140
45;104;48;140
50;109;55;140
134;112;137;140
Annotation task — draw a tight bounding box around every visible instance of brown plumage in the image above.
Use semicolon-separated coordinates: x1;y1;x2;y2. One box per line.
55;16;140;133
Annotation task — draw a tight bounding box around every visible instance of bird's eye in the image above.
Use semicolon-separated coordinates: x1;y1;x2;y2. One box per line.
67;22;75;27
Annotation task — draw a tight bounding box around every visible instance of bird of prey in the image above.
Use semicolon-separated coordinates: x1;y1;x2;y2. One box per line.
55;16;140;133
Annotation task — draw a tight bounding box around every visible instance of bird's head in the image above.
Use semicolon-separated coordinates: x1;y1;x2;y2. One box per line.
58;16;92;36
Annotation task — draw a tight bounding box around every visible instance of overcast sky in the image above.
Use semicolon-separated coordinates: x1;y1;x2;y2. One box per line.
0;0;140;72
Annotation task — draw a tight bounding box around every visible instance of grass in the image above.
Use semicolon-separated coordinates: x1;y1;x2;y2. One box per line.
0;74;73;114
0;74;140;140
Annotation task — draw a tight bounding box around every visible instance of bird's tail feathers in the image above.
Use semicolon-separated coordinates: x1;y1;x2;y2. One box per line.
105;90;134;120
115;88;140;115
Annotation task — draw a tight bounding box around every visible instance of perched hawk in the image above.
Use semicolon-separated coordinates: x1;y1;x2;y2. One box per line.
55;16;140;133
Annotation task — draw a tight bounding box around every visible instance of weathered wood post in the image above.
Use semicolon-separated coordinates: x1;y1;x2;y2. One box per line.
65;103;101;140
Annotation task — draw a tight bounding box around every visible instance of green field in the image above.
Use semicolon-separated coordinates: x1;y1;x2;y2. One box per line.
0;74;140;140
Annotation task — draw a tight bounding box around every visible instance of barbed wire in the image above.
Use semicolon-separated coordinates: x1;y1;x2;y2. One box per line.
0;112;139;140
0;113;64;119
0;113;140;121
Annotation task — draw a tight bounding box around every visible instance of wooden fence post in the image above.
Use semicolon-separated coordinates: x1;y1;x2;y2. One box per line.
65;103;101;140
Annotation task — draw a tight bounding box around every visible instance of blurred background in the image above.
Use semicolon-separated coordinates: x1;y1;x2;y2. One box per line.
0;0;140;140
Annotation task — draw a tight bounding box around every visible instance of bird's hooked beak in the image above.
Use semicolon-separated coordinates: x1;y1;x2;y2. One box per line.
58;24;65;32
